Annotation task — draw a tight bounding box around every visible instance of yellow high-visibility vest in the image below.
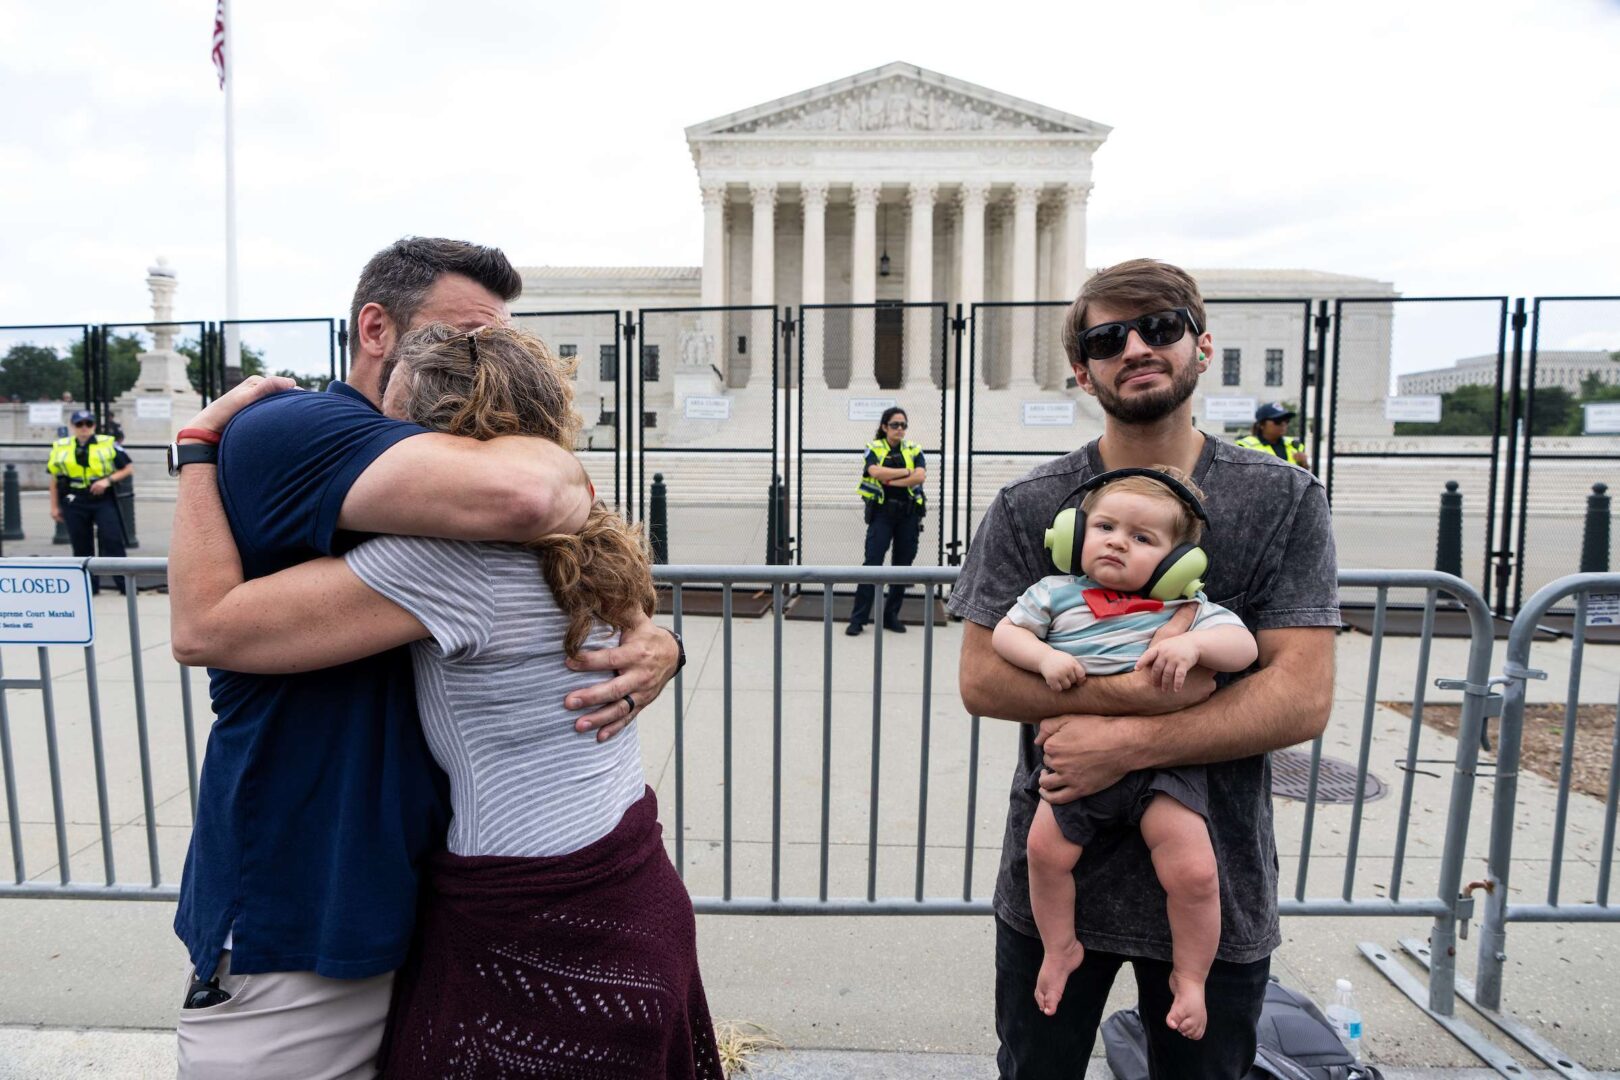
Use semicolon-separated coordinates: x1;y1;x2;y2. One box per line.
47;434;120;489
857;438;925;508
1235;433;1307;467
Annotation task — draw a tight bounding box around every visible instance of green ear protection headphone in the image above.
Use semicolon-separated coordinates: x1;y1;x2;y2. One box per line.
1043;468;1211;601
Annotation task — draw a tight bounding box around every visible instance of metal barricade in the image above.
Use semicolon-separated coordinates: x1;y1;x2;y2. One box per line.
0;560;1496;1018
1470;574;1620;1069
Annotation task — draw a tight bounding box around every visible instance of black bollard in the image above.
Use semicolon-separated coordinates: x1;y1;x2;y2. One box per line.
1435;480;1463;579
1580;482;1611;574
649;472;669;565
115;475;138;549
2;465;23;542
766;474;790;565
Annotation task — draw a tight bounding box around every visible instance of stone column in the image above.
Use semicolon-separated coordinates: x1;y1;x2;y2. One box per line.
800;181;828;389
749;182;777;311
848;181;881;391
958;182;989;313
1062;182;1091;299
700;182;728;307
1008;182;1042;391
1037;201;1056;388
904;181;937;390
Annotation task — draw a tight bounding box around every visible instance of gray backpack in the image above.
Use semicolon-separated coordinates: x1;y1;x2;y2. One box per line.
1101;977;1385;1080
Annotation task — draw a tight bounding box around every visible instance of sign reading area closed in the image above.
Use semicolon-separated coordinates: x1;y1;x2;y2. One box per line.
0;562;94;645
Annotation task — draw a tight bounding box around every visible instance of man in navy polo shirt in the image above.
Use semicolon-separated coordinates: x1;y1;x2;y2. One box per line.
166;238;681;1079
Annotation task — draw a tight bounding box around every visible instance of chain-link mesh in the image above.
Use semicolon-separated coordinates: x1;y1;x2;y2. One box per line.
512;310;624;509
635;307;779;566
797;303;948;567
1326;298;1509;599
1516;297;1620;609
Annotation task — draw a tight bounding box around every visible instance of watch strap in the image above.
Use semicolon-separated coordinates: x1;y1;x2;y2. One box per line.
173;443;219;469
668;628;686;670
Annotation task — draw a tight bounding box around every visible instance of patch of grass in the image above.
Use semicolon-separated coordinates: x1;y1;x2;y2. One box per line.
713;1019;784;1077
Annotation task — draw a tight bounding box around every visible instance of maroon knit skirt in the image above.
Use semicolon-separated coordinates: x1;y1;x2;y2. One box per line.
379;788;722;1079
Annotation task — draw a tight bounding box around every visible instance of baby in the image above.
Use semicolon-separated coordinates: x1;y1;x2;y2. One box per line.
991;466;1258;1039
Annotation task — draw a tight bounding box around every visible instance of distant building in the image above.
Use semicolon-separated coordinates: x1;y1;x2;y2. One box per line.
1398;350;1619;395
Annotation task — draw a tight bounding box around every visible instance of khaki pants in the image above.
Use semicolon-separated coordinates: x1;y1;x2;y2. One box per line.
175;951;394;1080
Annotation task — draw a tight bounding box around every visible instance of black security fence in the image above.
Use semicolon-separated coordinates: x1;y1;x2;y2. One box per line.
632;305;782;566
512;309;625;508
962;301;1075;564
1512;296;1620;612
795;302;950;569
5;296;1617;616
1323;297;1512;605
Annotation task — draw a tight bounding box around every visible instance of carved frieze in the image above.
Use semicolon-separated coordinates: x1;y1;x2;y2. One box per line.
715;75;1078;135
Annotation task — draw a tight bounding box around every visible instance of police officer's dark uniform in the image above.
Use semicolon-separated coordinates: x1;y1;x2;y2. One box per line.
848;424;925;635
1235;401;1308;467
48;410;132;594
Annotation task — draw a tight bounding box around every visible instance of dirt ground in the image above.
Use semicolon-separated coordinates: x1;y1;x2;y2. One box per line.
1383;701;1618;800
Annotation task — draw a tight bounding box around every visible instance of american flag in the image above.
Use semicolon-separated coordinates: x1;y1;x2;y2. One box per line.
211;0;227;89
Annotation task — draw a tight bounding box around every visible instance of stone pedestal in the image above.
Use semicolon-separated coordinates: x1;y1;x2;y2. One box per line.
114;259;202;441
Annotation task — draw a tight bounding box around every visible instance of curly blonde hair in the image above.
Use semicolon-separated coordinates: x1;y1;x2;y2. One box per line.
391;323;655;657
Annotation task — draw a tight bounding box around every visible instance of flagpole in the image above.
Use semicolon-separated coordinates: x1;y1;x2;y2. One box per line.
222;0;241;386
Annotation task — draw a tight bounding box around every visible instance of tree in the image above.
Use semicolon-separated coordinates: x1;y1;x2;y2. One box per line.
1525;385;1576;436
0;343;78;400
64;332;146;399
176;339;266;395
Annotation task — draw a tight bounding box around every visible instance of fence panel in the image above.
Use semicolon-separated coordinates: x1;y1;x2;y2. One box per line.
0;325;93;443
512;309;625;509
962;301;1079;560
1514;297;1620;613
634;306;779;565
217;317;341;392
94;320;210;432
1325;297;1510;603
796;302;949;567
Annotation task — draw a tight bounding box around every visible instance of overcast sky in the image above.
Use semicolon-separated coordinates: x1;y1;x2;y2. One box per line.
2;0;1617;373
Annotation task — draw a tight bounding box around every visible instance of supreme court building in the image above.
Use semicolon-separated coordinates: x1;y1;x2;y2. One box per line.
517;64;1396;561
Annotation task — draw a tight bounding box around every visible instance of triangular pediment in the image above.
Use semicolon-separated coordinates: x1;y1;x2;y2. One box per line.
685;62;1110;139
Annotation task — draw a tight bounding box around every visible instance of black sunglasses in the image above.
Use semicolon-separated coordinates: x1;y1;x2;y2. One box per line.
73;421;95;428
885;420;908;429
1079;308;1200;362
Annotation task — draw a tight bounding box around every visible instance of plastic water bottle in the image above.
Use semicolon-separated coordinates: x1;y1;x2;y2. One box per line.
1325;977;1364;1062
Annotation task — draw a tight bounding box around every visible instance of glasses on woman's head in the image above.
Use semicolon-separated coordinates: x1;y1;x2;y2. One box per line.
885;420;908;430
1079;308;1199;362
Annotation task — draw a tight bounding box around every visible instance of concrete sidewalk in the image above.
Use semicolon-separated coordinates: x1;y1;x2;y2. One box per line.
1;591;1618;1075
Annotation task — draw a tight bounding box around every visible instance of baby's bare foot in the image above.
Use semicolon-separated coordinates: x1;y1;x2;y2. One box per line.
1033;939;1085;1016
1165;969;1208;1040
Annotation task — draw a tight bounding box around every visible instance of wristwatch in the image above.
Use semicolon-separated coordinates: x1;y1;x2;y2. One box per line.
168;427;223;477
167;443;218;476
667;628;686;671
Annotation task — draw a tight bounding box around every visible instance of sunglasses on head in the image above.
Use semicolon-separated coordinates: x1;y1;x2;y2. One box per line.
1079;308;1200;362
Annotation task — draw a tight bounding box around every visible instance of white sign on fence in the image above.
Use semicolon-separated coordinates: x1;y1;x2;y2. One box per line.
1585;403;1620;435
0;561;94;645
1587;593;1620;626
847;397;898;422
1202;396;1257;423
682;395;732;421
1022;401;1076;427
28;404;62;426
1385;395;1443;423
136;396;173;420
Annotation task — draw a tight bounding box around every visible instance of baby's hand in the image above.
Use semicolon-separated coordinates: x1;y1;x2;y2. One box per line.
1039;651;1087;691
1136;636;1201;693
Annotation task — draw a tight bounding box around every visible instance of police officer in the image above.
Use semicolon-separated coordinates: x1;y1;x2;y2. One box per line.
48;410;133;594
1236;401;1310;469
848;406;926;636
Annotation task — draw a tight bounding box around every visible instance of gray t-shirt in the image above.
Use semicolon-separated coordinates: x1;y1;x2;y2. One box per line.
948;435;1339;964
346;536;646;859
